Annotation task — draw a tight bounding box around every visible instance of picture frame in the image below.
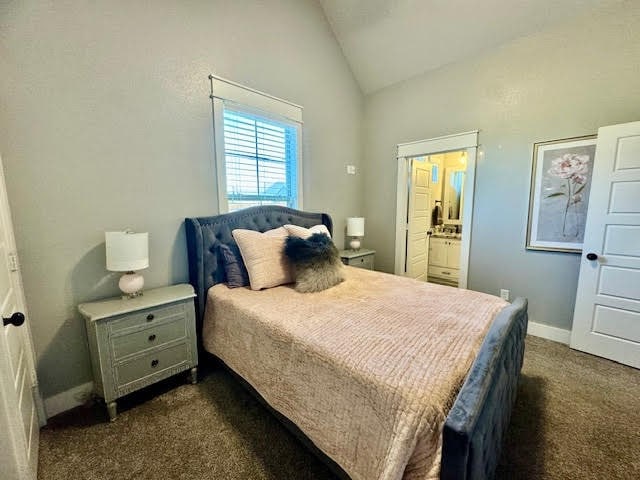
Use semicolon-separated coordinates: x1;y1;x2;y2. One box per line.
526;134;597;253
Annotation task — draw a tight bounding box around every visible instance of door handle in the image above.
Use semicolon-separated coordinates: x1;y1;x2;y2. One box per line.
3;312;25;327
586;253;598;261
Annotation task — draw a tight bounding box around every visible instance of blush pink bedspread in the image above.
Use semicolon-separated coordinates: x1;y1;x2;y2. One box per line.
202;267;507;479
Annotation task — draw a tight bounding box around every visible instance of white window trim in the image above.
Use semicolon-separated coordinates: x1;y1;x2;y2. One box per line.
210;74;304;213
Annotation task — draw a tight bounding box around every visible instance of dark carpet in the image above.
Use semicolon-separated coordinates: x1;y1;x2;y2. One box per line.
39;336;640;479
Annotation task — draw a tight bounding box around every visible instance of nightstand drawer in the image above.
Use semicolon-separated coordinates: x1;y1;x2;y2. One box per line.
116;342;189;387
111;317;187;360
109;304;184;333
346;254;374;269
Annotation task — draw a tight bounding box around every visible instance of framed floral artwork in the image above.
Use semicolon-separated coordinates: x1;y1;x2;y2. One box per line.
526;135;597;253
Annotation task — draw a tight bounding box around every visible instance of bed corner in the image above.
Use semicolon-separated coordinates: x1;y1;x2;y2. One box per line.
441;297;528;480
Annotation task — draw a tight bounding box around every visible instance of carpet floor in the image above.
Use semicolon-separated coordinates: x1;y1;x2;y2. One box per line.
39;336;640;479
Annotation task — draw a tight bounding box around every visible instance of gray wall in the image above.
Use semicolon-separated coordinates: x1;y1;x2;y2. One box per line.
0;0;363;399
363;1;640;330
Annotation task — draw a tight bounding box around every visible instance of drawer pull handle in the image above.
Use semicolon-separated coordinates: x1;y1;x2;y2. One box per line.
146;314;154;321
442;271;450;275
151;359;159;368
148;334;157;342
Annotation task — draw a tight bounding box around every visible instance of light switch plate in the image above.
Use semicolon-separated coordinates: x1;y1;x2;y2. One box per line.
346;165;357;174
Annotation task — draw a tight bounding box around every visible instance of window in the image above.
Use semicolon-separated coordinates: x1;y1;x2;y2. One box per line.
223;108;299;211
210;75;303;213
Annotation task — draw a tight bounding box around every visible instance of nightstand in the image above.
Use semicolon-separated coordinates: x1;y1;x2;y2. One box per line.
78;284;198;421
339;248;375;270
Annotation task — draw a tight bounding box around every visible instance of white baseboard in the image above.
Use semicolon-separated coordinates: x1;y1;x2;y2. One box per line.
527;321;571;345
44;381;94;419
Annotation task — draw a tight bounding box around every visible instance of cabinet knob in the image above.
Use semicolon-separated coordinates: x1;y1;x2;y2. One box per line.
151;359;159;368
586;252;598;261
146;314;154;321
148;334;157;342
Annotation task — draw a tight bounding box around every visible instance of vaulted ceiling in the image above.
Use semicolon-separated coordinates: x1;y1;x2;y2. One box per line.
319;0;616;94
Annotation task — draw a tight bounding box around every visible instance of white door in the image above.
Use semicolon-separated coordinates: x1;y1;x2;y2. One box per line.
0;155;42;480
571;121;640;368
405;159;432;280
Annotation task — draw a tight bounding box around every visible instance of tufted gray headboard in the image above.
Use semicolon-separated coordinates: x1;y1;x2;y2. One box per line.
184;206;332;338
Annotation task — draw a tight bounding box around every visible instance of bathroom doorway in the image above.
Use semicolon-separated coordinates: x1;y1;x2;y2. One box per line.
394;131;478;288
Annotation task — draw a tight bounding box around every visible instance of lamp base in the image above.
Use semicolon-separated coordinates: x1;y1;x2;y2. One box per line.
119;271;144;298
349;238;361;251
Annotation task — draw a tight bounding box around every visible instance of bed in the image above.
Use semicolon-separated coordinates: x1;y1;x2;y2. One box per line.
185;206;528;480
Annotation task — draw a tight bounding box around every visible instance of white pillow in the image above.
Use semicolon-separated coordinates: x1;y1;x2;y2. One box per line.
283;224;331;239
232;227;292;290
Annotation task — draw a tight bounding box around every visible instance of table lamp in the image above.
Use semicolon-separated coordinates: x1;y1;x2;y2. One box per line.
347;217;365;251
105;231;149;298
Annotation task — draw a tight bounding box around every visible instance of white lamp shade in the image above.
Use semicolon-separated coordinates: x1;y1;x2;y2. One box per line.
105;231;149;272
347;217;365;237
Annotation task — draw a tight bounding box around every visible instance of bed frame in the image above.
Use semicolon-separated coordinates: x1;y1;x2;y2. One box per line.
185;206;528;480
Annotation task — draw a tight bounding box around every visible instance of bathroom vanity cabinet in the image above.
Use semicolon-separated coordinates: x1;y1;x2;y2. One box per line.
428;237;461;286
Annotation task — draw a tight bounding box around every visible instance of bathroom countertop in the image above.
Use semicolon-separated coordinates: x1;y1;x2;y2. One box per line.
431;233;462;239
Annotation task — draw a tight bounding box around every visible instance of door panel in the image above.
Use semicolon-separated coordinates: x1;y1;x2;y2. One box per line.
592;305;640;343
571;121;640;368
406;159;431;281
428;238;447;268
0;154;40;480
598;267;640;300
448;241;461;270
609;182;640;212
614;135;640;169
603;225;640;256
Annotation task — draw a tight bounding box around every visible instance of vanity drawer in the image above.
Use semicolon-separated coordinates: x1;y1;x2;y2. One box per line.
115;342;189;387
111;317;187;360
109;303;185;333
428;266;459;281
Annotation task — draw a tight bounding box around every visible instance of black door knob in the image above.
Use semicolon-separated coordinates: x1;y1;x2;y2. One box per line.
3;312;25;327
586;253;598;261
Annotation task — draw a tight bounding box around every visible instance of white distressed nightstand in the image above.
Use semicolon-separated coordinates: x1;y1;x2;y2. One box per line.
339;248;375;270
78;284;198;421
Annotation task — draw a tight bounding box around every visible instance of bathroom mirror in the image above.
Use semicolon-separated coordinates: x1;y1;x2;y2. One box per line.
444;167;465;224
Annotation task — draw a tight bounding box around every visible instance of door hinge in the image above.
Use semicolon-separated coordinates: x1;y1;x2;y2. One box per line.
7;252;18;272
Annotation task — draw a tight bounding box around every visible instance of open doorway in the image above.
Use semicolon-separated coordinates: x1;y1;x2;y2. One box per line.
394;131;478;289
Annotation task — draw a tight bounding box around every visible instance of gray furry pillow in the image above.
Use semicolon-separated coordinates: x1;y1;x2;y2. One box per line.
284;233;345;293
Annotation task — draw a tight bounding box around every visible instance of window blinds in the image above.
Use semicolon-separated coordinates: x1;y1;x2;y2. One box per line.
210;74;303;213
223;107;299;211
